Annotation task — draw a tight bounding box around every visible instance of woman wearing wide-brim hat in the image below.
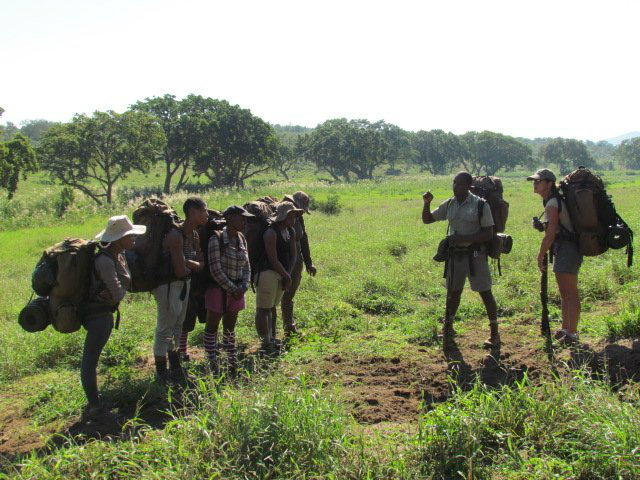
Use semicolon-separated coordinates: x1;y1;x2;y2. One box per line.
254;202;303;355
82;215;145;421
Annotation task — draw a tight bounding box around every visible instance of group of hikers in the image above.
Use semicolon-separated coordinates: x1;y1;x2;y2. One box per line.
55;165;631;421
84;192;315;420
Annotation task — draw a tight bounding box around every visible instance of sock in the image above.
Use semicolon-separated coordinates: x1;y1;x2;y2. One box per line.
204;331;218;364
179;331;189;355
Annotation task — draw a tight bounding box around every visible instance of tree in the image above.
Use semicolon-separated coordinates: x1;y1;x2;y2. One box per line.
300;118;389;182
0;133;38;199
1;121;19;141
19;119;59;145
412;129;466;175
540;138;594;175
132;94;205;194
38;110;164;204
192;99;280;188
614;137;640;169
461;131;533;175
372;121;411;171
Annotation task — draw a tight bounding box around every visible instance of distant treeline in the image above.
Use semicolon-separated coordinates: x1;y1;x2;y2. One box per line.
1;98;640;203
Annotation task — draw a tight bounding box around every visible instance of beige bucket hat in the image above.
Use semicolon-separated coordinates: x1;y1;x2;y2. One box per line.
283;190;311;214
269;202;304;223
96;215;146;242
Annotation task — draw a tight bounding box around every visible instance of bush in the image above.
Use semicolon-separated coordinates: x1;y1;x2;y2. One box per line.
54;187;74;217
311;194;341;215
606;299;640;341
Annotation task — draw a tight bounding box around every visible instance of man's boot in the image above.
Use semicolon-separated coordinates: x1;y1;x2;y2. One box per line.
282;301;297;341
483;322;501;349
168;350;186;384
442;319;456;350
155;355;169;386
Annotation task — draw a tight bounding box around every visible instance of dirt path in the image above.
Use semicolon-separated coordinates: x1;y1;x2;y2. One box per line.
1;324;639;463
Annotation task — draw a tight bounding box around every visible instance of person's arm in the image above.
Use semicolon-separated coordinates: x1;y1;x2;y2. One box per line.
422;191;436;224
95;255;126;304
299;217;316;275
193;230;204;263
167;230;190;278
208;233;237;292
288;228;298;275
455;226;494;245
264;229;290;280
538;204;559;272
240;235;251;292
184;231;204;272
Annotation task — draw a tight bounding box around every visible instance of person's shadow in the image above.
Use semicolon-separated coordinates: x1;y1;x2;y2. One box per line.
569;340;640;386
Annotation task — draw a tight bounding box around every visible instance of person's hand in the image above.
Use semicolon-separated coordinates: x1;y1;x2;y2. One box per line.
231;287;244;300
306;264;317;276
537;253;547;273
282;273;292;291
422;191;434;204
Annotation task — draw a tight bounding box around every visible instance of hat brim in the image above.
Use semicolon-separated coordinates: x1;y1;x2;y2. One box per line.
269;208;304;223
96;224;146;242
526;175;540;181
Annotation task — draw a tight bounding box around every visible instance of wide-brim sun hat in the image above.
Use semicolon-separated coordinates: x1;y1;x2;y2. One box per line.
95;215;146;242
269;202;304;223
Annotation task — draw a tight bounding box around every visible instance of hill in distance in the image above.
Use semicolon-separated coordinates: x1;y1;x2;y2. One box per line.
603;131;640;145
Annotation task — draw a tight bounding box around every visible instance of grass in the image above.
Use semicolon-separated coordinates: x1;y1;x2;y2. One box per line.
1;169;640;478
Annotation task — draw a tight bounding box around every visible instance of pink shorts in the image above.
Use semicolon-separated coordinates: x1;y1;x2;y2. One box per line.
204;286;246;313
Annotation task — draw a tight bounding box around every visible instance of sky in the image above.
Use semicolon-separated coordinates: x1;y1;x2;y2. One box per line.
1;0;639;141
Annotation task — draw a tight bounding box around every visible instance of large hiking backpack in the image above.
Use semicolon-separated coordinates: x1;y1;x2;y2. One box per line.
471;176;509;233
243;196;278;275
192;209;226;290
127;198;182;292
470;176;512;262
559;167;634;265
26;238;98;333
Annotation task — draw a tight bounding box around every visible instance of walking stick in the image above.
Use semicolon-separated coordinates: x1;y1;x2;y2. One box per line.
540;251;550;336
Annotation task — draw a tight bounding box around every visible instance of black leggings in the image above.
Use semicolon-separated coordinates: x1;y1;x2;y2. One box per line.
81;313;114;406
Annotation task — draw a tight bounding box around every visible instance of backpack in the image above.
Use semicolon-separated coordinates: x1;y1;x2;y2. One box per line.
27;238;98;333
243;197;278;276
127;198;182;292
559;167;634;266
192;209;226;290
470;176;509;233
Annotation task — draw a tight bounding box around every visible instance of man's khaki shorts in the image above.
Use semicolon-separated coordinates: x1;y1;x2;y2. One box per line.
446;252;492;292
255;270;284;309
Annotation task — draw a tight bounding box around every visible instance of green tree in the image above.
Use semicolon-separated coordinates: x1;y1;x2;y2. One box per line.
372;121;411;172
614;137;640;169
38;110;164;204
300;118;389;182
0;133;38;199
461;131;532;175
19;119;59;145
412;129;466;175
132;94;204;194
192;99;279;188
540;138;594;175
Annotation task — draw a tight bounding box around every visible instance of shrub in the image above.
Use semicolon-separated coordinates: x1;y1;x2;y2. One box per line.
606;299;640;341
387;240;408;258
54;187;74;217
311;194;341;215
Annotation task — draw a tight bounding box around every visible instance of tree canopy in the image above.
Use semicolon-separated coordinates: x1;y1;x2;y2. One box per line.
614;137;640;169
38;110;164;204
412;130;466;175
540;138;595;175
461;131;533;175
191;98;280;188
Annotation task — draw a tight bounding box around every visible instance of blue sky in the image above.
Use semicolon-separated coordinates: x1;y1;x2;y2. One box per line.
1;0;639;140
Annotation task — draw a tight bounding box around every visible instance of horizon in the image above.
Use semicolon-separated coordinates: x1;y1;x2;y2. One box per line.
1;0;639;141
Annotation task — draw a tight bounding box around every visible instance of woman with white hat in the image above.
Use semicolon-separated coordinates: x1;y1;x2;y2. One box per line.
82;215;145;421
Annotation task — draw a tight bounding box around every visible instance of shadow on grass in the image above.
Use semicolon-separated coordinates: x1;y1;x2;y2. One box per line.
570;341;640;386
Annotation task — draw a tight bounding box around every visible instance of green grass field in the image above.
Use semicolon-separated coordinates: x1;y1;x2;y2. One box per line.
1;171;640;479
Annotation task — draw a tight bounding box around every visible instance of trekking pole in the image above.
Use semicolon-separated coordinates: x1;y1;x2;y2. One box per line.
540;251;550;336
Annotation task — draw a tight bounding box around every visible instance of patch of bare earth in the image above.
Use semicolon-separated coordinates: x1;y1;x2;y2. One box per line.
319;324;640;425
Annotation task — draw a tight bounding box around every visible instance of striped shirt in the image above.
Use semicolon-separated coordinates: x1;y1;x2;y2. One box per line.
207;227;251;292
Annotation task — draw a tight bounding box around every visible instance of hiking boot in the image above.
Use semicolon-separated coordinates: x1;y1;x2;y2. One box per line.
180;353;191;363
82;404;125;424
483;323;501;349
554;329;569;340
558;331;579;346
441;322;456;349
155;356;169;386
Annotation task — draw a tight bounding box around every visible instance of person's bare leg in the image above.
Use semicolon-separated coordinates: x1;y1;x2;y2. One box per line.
479;290;500;348
556;273;580;335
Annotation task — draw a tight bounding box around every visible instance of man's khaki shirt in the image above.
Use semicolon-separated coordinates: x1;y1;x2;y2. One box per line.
431;192;494;247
